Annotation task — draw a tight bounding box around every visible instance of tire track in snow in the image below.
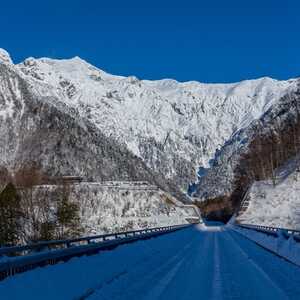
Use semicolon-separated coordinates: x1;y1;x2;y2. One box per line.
211;232;223;300
220;230;289;300
86;228;201;300
228;229;300;300
147;231;215;300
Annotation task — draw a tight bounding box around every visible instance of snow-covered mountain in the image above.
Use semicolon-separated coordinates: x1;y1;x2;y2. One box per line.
9;51;296;190
0;52;186;203
1;48;299;228
194;81;300;222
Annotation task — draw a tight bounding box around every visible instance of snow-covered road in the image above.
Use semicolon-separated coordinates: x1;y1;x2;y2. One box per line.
1;225;300;300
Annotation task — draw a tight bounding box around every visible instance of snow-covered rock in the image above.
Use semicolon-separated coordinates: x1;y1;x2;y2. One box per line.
0;48;13;65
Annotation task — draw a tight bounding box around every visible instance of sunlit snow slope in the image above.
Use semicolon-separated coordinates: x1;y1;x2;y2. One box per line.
17;54;297;188
237;155;300;229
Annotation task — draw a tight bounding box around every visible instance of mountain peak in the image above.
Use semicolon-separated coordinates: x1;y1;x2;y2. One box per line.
69;55;87;63
0;48;13;65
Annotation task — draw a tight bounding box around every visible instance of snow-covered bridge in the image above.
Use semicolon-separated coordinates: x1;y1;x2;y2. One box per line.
1;224;300;300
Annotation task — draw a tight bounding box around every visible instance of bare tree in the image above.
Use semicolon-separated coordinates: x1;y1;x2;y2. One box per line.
13;165;54;242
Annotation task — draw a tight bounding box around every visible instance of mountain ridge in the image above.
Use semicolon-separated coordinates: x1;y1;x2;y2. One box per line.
0;48;298;208
4;49;295;193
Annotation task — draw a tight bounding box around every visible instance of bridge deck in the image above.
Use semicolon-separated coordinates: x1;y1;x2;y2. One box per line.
1;225;300;300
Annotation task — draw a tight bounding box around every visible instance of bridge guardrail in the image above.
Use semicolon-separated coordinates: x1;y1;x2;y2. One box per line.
235;223;300;239
231;222;300;267
0;224;191;281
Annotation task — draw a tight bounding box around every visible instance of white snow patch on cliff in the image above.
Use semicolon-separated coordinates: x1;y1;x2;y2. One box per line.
0;48;13;65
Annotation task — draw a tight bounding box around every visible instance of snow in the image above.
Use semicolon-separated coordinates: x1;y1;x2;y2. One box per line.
193;81;300;213
0;49;13;65
17;53;298;188
237;155;300;229
1;48;298;190
1;48;300;235
28;182;198;238
1;225;300;299
0;76;23;119
230;224;300;267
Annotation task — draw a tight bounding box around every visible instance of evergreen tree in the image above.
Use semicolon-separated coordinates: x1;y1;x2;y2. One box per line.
0;183;22;246
39;221;56;241
56;184;82;239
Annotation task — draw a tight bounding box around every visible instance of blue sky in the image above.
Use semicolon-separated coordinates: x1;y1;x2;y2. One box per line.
1;0;299;82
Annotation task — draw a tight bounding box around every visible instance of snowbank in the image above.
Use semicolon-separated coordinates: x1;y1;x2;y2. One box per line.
230;225;300;267
237;155;300;229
